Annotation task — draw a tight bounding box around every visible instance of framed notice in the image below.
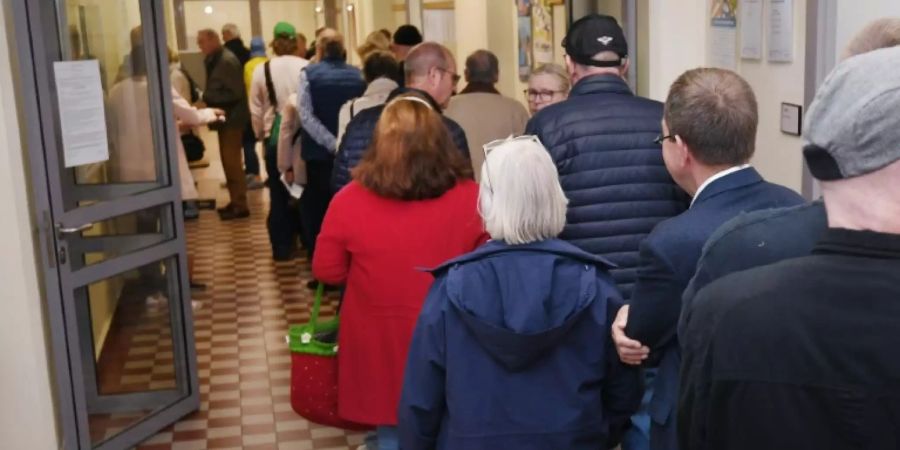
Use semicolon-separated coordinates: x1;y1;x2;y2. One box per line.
767;0;794;62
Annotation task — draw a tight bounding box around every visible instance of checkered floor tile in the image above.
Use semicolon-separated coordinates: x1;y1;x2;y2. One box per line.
90;143;368;449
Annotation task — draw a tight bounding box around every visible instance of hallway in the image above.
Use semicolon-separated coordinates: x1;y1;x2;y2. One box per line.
130;167;366;449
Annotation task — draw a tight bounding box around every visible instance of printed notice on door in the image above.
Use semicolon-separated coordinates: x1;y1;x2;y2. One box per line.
53;60;110;167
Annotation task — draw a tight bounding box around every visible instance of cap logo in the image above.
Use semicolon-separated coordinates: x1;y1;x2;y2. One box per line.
598;36;614;45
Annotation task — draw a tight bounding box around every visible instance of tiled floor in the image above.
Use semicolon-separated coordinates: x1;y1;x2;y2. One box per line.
93;142;367;449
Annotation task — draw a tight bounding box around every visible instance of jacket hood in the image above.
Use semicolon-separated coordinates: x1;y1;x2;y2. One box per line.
431;240;616;371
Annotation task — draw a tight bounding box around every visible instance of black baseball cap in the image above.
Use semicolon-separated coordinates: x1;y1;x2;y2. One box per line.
563;14;628;67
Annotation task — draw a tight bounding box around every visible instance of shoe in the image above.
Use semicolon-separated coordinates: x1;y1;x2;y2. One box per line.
218;207;249;220
183;201;199;220
216;203;233;214
190;281;207;290
273;248;299;262
247;175;264;190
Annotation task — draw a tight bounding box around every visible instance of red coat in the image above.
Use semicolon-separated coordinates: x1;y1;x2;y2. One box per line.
312;180;488;426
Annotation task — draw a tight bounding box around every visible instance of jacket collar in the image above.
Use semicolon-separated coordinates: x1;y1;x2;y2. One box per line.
691;167;763;207
815;228;900;259
460;82;501;95
386;87;443;112
429;239;616;273
570;74;633;97
363;77;399;97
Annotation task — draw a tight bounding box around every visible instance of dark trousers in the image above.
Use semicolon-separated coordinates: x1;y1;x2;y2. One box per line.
242;123;260;175
264;142;302;259
299;159;334;260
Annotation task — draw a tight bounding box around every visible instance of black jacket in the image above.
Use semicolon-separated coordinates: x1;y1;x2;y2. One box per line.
224;38;250;66
203;48;249;130
331;88;469;193
525;74;687;299
680;228;900;450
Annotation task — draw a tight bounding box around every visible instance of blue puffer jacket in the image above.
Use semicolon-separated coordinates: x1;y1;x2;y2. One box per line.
300;58;367;161
398;239;642;450
331;88;470;193
525;74;688;299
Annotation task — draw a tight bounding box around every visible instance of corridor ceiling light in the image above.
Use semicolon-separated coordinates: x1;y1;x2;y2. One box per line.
315;6;323;13
346;4;354;12
204;5;213;14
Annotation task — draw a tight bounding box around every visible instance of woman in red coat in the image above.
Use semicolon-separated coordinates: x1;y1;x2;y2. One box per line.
312;95;488;449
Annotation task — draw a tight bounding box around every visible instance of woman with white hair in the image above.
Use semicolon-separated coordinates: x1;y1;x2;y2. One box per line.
397;136;642;450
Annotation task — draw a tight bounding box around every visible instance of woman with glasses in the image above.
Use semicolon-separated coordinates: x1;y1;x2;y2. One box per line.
312;95;488;450
525;63;571;114
398;135;642;450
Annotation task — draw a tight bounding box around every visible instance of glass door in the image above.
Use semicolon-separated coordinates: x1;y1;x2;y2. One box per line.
13;0;198;448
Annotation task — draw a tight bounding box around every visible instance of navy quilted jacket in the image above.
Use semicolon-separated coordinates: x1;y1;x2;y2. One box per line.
525;74;688;299
331;88;470;193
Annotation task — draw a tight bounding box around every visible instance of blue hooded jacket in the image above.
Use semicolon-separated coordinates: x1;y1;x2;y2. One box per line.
398;239;643;450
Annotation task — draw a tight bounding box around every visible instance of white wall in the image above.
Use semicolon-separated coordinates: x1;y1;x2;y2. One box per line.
647;0;806;192
0;3;60;449
183;1;252;50
742;0;807;193
260;1;319;45
836;0;900;61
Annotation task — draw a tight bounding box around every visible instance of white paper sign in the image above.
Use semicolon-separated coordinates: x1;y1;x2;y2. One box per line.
767;0;794;62
53;60;110;167
741;0;764;59
709;0;738;70
710;27;739;70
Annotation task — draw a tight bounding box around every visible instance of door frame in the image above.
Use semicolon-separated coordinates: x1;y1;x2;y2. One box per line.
10;0;199;448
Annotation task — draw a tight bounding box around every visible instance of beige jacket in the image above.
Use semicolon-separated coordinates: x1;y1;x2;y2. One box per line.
444;92;530;181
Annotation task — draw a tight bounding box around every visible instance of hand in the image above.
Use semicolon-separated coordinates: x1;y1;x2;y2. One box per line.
211;108;225;117
284;169;294;185
611;305;650;365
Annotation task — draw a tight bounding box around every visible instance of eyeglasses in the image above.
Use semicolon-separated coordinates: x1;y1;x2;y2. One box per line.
437;67;461;85
654;134;676;145
481;135;543;192
524;89;563;102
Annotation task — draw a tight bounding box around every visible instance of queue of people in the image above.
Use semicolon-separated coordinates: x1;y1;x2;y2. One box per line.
152;13;900;450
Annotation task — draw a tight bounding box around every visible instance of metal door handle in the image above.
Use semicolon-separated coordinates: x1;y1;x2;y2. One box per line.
57;222;94;235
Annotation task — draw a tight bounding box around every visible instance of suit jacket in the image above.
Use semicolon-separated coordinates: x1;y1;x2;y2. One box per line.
624;167;804;450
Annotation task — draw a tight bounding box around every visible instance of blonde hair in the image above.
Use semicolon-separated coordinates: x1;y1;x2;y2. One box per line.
479;137;568;244
357;31;391;61
529;63;571;94
842;18;900;60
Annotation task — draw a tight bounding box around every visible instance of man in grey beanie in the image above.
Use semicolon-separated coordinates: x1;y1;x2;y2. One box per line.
679;44;900;450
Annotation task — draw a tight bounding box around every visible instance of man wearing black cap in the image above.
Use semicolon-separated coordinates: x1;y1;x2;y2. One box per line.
391;24;423;86
526;15;686;301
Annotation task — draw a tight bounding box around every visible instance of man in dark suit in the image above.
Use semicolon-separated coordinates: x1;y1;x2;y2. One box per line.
610;68;805;450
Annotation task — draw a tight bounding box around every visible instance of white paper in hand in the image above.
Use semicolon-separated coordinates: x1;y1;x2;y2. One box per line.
280;173;305;199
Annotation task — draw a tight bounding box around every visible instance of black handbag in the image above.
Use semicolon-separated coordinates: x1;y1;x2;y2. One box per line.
181;132;205;162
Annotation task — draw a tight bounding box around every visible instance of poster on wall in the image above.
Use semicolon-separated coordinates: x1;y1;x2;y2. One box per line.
740;0;764;59
767;0;794;62
516;0;533;82
709;0;739;70
532;0;554;66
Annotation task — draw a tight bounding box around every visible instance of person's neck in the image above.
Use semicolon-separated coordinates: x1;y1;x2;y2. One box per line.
685;163;744;197
823;178;900;234
573;68;621;85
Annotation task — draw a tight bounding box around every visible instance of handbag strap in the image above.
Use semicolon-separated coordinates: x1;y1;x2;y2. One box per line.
264;60;278;110
310;283;325;326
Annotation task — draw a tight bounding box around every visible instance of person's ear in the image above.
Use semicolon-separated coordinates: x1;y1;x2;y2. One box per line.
564;55;575;77
620;58;631;78
673;135;691;169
